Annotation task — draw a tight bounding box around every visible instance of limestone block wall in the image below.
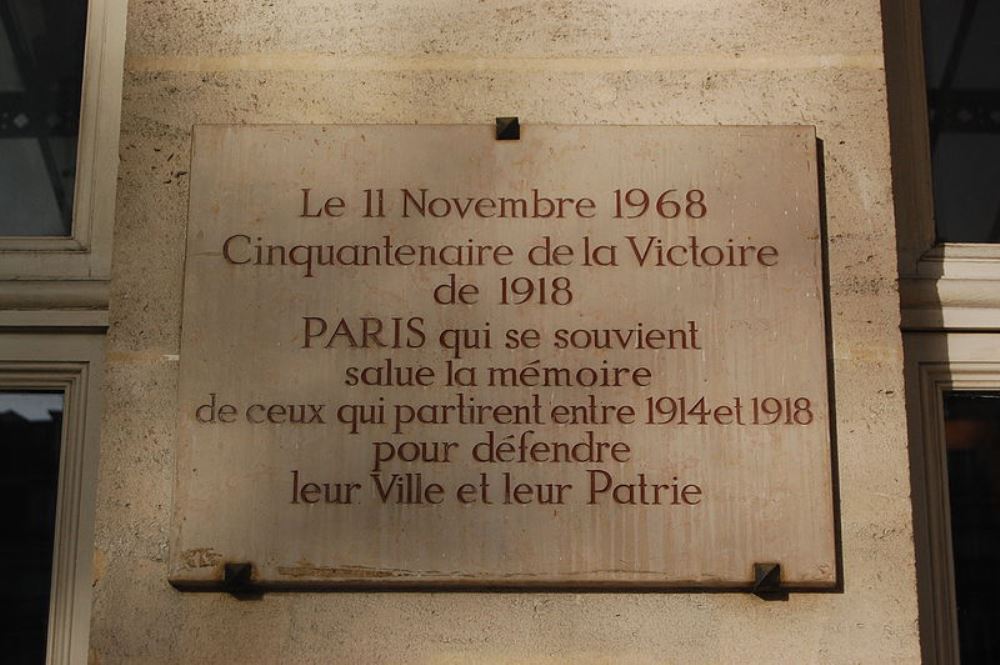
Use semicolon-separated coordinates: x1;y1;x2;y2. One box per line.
91;1;920;662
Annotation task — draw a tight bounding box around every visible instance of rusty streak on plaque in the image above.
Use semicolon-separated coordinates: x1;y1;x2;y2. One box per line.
169;125;836;590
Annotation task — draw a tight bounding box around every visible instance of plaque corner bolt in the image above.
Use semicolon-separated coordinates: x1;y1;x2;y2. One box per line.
495;116;520;141
222;562;257;595
752;562;783;599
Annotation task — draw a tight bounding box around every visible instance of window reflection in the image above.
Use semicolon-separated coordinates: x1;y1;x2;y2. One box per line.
944;391;1000;663
921;0;1000;243
0;0;88;236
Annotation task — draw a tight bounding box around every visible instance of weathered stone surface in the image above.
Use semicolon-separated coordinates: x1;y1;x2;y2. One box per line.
93;0;921;661
169;124;834;588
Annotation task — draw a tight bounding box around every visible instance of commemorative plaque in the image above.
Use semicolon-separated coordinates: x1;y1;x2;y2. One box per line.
169;124;835;588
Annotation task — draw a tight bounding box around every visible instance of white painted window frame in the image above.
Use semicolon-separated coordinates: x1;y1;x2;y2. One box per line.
0;332;105;665
883;0;1000;331
904;334;1000;665
0;0;126;283
0;0;125;658
882;1;1000;662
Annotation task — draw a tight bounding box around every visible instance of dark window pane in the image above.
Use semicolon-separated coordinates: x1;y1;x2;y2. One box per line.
952;2;1000;90
931;134;1000;242
0;391;63;663
0;0;88;236
921;0;1000;242
921;0;966;89
944;391;1000;664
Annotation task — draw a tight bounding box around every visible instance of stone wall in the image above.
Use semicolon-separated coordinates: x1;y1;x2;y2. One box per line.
91;1;920;662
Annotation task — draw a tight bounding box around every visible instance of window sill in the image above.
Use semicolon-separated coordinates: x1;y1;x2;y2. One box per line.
0;281;109;330
900;243;1000;331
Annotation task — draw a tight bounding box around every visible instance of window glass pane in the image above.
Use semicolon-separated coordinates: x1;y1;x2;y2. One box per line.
944;391;1000;663
921;0;964;89
0;0;88;236
0;391;63;663
952;2;1000;90
931;135;1000;243
920;0;1000;242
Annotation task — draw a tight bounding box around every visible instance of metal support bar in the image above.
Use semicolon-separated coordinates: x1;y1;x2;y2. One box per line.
928;89;1000;134
0;92;79;138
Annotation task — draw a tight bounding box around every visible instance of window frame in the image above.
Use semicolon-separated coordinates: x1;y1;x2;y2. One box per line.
904;334;1000;664
0;0;122;659
0;0;126;282
883;0;1000;331
883;1;1000;661
0;332;105;665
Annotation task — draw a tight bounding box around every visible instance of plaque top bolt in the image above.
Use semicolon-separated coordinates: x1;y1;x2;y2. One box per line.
495;117;520;141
